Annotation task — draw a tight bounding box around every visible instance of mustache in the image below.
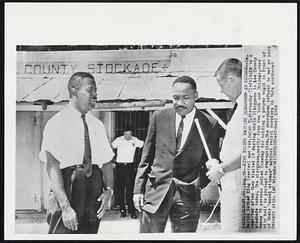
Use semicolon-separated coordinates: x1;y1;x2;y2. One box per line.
176;105;186;109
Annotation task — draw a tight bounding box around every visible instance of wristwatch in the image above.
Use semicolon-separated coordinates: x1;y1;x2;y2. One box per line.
104;186;114;195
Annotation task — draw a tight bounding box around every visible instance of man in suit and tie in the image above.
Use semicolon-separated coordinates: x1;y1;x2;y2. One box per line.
133;76;220;233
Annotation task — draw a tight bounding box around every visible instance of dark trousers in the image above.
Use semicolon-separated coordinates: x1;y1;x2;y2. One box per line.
48;165;104;234
115;163;135;214
140;181;201;233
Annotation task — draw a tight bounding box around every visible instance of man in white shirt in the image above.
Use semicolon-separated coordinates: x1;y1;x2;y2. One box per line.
40;72;114;234
111;129;144;219
205;58;243;232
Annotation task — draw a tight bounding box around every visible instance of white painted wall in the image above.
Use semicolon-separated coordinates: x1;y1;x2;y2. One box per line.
16;111;40;210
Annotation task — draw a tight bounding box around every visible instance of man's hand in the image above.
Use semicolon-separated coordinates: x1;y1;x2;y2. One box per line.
205;158;220;170
133;193;144;212
61;202;78;231
97;189;113;219
206;164;224;182
46;151;78;231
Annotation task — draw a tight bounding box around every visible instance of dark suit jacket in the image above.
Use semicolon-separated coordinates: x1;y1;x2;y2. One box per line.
134;108;220;213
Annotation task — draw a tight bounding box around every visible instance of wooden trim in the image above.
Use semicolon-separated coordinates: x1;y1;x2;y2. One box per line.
17;101;234;111
34;111;42;211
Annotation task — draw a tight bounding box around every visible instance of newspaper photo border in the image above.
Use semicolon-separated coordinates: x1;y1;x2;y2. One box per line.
4;3;297;241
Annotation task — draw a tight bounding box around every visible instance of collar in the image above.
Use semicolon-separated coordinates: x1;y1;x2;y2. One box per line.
175;107;196;120
67;103;90;118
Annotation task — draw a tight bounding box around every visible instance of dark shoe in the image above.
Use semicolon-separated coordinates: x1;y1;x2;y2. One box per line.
130;213;137;219
120;210;126;218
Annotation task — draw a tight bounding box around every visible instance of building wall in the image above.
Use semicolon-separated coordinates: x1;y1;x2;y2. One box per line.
16;111;40;210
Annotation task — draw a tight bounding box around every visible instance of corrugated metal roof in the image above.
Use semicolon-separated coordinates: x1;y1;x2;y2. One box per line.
16;74;228;103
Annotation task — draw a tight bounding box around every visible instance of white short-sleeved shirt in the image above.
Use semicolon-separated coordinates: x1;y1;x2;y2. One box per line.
219;94;243;231
39;105;114;169
111;136;144;163
220;94;243;193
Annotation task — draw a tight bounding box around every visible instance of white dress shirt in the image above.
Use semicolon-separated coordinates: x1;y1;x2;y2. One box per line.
39;105;114;169
111;136;144;163
175;107;196;150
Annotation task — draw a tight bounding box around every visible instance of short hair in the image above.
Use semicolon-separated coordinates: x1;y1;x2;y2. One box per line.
68;72;96;98
172;76;197;91
123;125;133;133
215;58;242;79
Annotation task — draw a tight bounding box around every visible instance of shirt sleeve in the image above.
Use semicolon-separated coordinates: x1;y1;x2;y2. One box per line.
135;137;144;148
111;137;119;149
220;103;243;165
39;125;49;163
39;120;58;163
39;117;67;166
39;114;72;166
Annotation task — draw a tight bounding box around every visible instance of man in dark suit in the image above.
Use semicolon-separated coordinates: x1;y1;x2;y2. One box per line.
133;76;220;233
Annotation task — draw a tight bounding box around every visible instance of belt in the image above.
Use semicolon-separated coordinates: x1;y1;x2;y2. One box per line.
63;164;99;170
116;163;133;166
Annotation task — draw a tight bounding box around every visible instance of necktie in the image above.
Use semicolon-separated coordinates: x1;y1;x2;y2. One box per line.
176;115;186;152
81;114;92;177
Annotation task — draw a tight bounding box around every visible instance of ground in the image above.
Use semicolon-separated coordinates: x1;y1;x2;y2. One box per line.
15;208;221;234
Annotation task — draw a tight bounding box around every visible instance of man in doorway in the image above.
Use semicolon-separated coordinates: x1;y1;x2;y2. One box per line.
112;128;144;219
205;58;243;232
133;76;220;233
39;72;114;234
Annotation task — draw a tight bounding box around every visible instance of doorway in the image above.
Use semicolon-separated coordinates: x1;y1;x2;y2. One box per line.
112;110;151;209
114;111;150;142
